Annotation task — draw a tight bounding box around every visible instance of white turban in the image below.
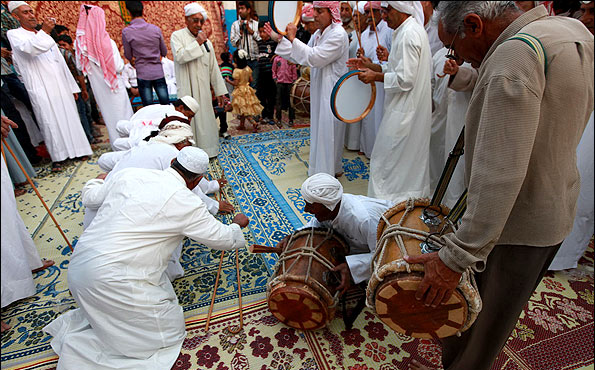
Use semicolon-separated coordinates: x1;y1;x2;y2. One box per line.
340;1;356;11
8;1;28;13
354;2;366;15
149;121;195;146
177;146;209;175
184;2;208;20
180;95;200;114
300;173;343;211
386;1;425;27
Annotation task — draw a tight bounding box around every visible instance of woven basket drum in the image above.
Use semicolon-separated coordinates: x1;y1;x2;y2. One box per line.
267;227;349;330
367;198;480;339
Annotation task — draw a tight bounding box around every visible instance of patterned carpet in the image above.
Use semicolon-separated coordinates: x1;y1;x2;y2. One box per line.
1;129;593;370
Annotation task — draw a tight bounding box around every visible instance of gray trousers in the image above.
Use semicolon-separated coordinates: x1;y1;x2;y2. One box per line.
442;243;562;370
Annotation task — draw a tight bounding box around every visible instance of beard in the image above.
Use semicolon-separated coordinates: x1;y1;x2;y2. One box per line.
341;15;352;24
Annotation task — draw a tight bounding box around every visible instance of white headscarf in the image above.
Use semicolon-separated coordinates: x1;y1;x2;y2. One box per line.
184;2;208;20
300;173;344;211
354;1;366;15
8;1;28;13
149;121;195;146
386;1;425;27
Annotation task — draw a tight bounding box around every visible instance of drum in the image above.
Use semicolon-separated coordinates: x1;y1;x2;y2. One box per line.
330;70;376;123
290;77;310;117
266;227;349;330
268;1;303;35
366;198;482;339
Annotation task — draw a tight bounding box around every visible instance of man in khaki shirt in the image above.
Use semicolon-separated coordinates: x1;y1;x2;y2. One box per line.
406;3;594;370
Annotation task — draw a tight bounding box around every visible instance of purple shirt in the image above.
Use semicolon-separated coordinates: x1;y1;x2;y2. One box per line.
122;18;167;80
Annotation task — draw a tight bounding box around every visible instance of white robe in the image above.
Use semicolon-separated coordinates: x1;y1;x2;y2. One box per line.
425;14;443;56
359;20;392;158
550;111;594;270
429;48;451;192
171;28;227;158
345;30;361;151
304;194;393;284
44;167;245;370
161;57;177;96
7;28;92;162
368;17;432;202
1;153;43;308
82;39;134;150
275;22;349;176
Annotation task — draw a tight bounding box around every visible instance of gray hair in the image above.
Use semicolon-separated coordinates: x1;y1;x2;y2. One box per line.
437;1;518;35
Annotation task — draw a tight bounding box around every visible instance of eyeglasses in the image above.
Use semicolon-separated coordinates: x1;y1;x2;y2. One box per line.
445;27;460;60
188;17;205;24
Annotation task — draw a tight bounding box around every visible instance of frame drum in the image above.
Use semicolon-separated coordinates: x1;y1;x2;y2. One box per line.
331;70;376;123
268;1;303;35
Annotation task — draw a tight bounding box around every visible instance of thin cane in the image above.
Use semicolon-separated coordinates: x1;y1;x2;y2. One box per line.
355;2;363;51
369;6;380;47
1;138;73;252
205;249;225;331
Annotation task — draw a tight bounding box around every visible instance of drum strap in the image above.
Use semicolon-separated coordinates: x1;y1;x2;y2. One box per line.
430;127;465;207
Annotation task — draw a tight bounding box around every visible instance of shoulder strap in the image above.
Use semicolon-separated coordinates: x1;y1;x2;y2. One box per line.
507;32;547;74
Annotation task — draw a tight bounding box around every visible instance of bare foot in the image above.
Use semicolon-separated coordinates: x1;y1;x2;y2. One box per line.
237;125;246;131
14;188;26;197
334;172;343;178
409;359;434;370
1;321;11;333
32;259;55;273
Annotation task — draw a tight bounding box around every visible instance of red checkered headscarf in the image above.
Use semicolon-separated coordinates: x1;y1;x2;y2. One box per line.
313;1;342;24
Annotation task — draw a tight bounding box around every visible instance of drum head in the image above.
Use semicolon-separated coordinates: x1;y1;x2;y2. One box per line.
374;273;468;339
331;70;376;123
269;1;303;35
268;285;329;330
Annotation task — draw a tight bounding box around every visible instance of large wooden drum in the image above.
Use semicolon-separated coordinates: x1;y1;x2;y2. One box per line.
290;77;310;117
267;227;349;330
366;198;482;339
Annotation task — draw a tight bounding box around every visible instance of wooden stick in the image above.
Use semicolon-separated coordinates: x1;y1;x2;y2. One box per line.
249;244;282;254
1;138;73;252
355;1;363;51
228;248;244;333
369;6;380;47
205;250;225;331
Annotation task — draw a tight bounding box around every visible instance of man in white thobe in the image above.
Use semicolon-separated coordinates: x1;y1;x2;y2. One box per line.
277;173;393;292
1;115;54;333
421;1;443;56
267;1;349;177
171;3;227;158
7;2;92;167
161;56;177;95
349;1;432;202
75;4;133;151
358;1;392;158
112;95;199;151
44;147;249;370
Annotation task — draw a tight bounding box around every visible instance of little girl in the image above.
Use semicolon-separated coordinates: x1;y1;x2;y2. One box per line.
230;49;263;132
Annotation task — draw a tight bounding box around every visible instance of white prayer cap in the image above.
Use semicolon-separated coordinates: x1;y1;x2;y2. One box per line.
300;173;343;211
381;1;388;8
180;95;200;114
8;1;29;13
150;121;195;146
184;2;208;20
386;1;424;27
177;146;209;175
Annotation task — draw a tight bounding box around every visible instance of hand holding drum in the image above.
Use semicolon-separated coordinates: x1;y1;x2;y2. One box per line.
268;1;303;36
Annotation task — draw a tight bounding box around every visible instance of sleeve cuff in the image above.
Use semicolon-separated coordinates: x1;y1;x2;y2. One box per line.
229;223;247;249
346;253;373;284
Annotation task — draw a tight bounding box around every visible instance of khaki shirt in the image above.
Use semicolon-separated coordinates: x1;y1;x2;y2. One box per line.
439;6;594;273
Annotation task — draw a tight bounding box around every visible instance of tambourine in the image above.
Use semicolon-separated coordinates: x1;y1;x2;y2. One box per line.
330;70;377;123
268;1;303;35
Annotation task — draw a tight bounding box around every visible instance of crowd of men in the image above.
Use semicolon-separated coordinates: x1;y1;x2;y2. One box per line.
1;1;593;370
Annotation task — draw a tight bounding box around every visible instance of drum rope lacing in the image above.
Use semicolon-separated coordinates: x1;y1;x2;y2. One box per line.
371;199;455;283
269;228;346;307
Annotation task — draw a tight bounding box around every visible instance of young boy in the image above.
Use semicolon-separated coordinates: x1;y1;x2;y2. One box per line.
256;21;277;125
272;55;297;127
